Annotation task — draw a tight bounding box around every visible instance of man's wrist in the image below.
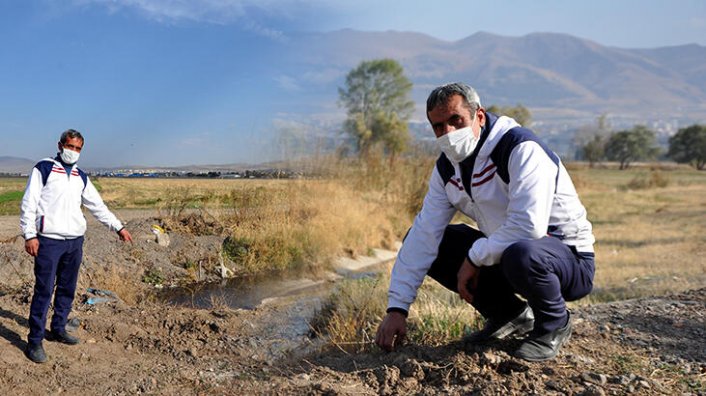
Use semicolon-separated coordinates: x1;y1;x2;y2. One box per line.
24;235;37;241
466;254;480;268
386;307;408;317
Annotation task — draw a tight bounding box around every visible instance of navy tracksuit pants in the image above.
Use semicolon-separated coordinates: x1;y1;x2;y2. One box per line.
427;224;594;335
28;235;84;345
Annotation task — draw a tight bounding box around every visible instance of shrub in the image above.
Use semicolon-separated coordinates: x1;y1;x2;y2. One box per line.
625;170;670;190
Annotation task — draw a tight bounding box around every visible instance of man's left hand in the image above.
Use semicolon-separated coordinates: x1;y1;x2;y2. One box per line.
118;228;133;242
457;257;479;304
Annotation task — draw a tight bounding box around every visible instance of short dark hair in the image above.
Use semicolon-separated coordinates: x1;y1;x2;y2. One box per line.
426;82;482;115
60;129;84;145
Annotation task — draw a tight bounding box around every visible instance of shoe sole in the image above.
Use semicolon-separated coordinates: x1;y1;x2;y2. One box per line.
46;333;80;345
25;351;47;363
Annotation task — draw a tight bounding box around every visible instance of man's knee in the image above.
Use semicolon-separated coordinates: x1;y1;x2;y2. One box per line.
500;240;537;270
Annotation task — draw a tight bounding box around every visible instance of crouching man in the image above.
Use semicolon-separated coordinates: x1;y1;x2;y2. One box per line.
375;83;595;361
20;129;133;363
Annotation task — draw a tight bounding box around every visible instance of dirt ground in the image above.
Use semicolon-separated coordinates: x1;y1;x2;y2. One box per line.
0;212;704;395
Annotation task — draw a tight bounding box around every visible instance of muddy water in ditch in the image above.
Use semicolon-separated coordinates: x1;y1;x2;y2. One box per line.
159;257;392;360
161;267;383;310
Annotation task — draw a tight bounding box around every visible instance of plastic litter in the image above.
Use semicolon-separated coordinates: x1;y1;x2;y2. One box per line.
84;288;120;305
151;224;166;234
151;224;170;246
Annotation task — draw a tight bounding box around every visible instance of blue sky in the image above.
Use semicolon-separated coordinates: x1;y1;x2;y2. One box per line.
2;0;705;167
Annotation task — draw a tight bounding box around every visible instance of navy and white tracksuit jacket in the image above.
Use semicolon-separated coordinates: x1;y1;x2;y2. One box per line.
387;113;595;313
20;156;124;345
20;157;123;240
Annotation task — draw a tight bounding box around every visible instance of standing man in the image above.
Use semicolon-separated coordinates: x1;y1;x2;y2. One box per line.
20;129;133;363
375;83;595;361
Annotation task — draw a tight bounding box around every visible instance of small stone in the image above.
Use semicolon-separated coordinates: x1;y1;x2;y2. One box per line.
581;385;606;396
546;380;564;391
87;338;97;344
637;380;651;389
611;375;632;385
581;372;607;386
297;374;310;381
481;351;501;365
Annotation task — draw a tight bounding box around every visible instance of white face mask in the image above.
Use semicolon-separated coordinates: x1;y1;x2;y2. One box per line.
436;118;480;163
60;148;80;165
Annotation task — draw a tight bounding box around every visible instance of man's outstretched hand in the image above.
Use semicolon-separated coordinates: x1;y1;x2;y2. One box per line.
375;311;407;352
118;228;133;243
457;257;479;304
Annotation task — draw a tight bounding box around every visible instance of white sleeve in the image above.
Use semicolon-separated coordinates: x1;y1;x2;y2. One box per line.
81;177;124;232
468;142;556;266
19;167;42;239
387;167;456;312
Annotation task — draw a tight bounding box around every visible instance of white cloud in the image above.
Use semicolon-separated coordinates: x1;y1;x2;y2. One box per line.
74;0;299;40
274;74;301;91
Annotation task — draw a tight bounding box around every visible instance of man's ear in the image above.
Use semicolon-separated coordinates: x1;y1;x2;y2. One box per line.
477;108;486;125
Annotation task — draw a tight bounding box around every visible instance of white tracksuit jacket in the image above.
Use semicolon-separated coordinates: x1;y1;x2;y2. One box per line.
388;113;595;312
20;157;123;240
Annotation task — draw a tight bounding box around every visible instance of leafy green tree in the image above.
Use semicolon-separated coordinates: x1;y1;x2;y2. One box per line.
605;125;659;170
668;124;706;170
338;59;414;161
486;104;532;127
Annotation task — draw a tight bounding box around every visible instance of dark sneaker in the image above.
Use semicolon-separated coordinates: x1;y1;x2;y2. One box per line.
465;305;534;343
25;343;47;363
515;311;572;362
46;330;80;345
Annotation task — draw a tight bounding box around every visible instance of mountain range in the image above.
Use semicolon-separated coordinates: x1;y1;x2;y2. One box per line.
275;30;706;126
0;156;34;175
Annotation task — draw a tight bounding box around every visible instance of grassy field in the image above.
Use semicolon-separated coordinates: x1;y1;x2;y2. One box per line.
3;162;705;344
0;177;26;215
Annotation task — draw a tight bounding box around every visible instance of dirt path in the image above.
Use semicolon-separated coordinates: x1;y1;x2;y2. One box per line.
1;213;704;395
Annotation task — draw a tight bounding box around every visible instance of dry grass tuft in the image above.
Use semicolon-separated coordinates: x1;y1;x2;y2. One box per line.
85;265;145;305
310;263;482;351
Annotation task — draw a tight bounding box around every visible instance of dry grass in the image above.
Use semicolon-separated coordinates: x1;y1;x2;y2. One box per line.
84;265;144;305
310;275;387;352
90;156;431;275
311;263;482;353
568;166;706;302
